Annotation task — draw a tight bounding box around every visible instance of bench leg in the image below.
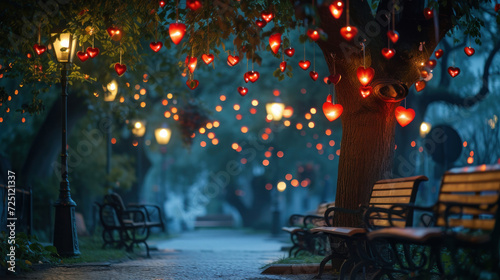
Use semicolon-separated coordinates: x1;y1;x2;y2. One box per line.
314;254;334;279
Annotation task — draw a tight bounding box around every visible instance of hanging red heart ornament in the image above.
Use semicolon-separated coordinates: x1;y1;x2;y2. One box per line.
169;23;186;45
340;26;358;41
86;47;99;58
150;41;163;52
447;66;460;78
227;55;240;66
243;72;250;83
269;33;282;54
247;71;260;83
324;77;330;84
33;44;46;55
159;0;166;8
435;49;444;59
106;27;122;41
496;4;500;12
309;71;318;81
261;11;274;22
284;48;295;57
202;54;214;64
420;70;429;78
328;73;342;85
329;1;344;19
423;8;434;19
426;59;437;69
381;48;396;60
359;86;373;98
256;19;267;28
187;56;197;73
77;51;89;62
326;94;333;103
395;106;415;127
415;81;426;92
280;61;287;72
387;30;399;44
238;87;248;96
306;29;320;41
186;0;202;11
186;79;199;90
323;102;343;122
464;47;475;56
357;66;375;86
114;63;127;76
299;60;311;70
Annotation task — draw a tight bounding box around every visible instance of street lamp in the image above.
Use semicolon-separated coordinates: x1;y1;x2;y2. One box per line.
131;120;146;196
420;122;431;138
50;31;80;256
104;81;117;188
155;124;172;232
266;98;285;236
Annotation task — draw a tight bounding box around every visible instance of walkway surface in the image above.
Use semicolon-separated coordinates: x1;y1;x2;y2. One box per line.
7;229;321;280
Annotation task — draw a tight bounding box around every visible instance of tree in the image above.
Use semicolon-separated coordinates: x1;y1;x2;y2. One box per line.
1;0;497;227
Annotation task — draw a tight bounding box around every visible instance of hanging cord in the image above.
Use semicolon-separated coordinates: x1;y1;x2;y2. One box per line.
313;43;316;71
38;23;41;45
346;0;350;25
361;42;366;68
176;0;179;23
387;15;391;48
252;49;254;71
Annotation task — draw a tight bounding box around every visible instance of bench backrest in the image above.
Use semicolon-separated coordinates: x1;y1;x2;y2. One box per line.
435;164;500;231
367;175;428;228
316;201;335;216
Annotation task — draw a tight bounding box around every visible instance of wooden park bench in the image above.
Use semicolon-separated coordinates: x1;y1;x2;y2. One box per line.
363;164;500;279
310;175;428;279
95;193;164;257
282;201;336;256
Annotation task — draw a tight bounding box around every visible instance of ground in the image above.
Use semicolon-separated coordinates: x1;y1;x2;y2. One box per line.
6;229;329;280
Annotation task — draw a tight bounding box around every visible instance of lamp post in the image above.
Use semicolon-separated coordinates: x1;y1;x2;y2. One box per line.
154;124;172;233
104;81;118;188
131;120;146;194
266;98;285;236
50;31;80;256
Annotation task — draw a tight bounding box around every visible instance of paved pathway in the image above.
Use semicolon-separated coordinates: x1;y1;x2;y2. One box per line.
7;229;321;280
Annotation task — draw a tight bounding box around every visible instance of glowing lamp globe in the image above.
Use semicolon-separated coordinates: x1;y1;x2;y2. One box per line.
266;100;285;121
131;120;146;137
50;32;77;63
105;80;118;102
419;122;431;138
155;126;172;145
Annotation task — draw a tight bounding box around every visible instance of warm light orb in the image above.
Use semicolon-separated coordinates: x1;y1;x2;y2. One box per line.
266;101;285;121
131;120;146;137
155;126;172;145
419;122;431;138
277;181;287;192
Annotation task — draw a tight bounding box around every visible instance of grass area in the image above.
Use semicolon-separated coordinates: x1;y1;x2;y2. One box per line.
60;235;131;265
263;253;325;269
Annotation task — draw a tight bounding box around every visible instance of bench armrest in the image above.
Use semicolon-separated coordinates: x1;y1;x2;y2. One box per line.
303;214;326;228
288;214;306;227
324;206;364;227
121;209;148;226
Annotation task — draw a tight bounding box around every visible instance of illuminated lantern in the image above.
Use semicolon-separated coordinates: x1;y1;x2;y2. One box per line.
269;33;281;54
356;66;375;86
381;48;396;59
155;124;172;145
395;106;415;127
387;30;399;44
131;120;146;137
169;22;186;45
322;94;343;122
359;86;372;98
329;1;343;19
261;11;274;22
415;80;426;92
266;100;285;121
280;61;287;72
340;26;358;41
306;29;320;41
187;56;197;73
202;53;214;64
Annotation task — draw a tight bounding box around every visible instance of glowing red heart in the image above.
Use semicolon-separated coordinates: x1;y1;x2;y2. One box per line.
227;55;240;66
381;48;396;59
357;66;375;86
420;70;429;78
423;8;433;19
323;102;343;122
447;66;460;78
186;0;202;11
328;73;342;85
186;79;199;90
360;86;372;98
298;60;311;70
243;72;250;83
280;61;287;72
77;51;89;62
415;80;426;92
247;71;260;83
256;19;267;28
324;77;330;84
284;48;295;57
150;41;163;52
326;94;333;103
496;4;500;12
340;26;358;41
395;106;415;127
238;87;248;96
187;56;197;73
107;27;122;41
159;0;166;8
169;23;186;45
269;33;282;54
261;11;274;22
202;53;214;64
83;47;98;60
387;30;399;44
464;47;475;56
33;44;46;55
114;63;127;76
435;49;443;59
309;71;318;81
306;29;320;41
426;59;437;69
329;1;343;19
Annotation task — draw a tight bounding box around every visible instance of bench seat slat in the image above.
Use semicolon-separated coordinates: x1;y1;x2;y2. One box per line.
370;189;414;197
370;197;413;204
437;193;499;204
440;182;500;192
